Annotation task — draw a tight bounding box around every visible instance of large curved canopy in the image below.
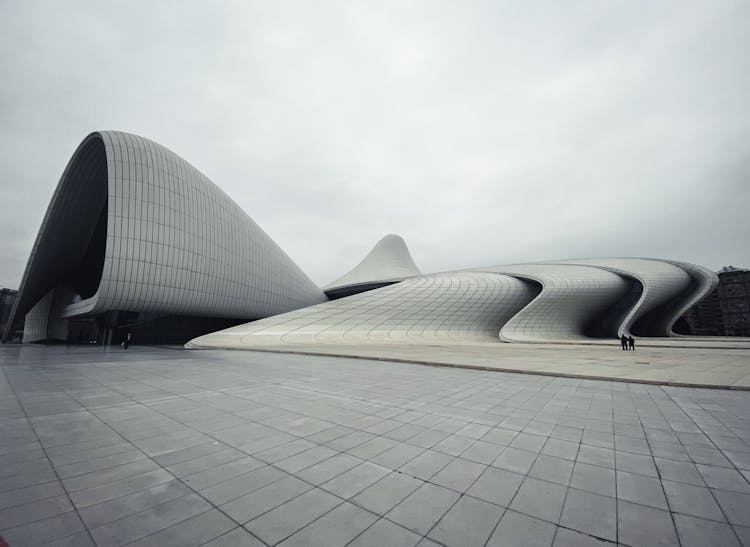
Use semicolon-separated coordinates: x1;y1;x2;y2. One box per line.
5;132;719;347
661;260;719;336
475;264;631;343
552;258;692;336
4;131;326;341
188;272;539;348
191;257;718;348
324;234;421;298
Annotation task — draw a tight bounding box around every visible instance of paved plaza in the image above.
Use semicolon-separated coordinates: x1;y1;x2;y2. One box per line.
1;345;750;546
227;339;750;389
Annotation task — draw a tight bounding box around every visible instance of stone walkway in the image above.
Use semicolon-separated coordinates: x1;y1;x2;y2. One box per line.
239;340;750;389
1;345;750;546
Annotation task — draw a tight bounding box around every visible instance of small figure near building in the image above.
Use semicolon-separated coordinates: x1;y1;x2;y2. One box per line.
123;332;132;349
628;335;635;351
620;334;628;351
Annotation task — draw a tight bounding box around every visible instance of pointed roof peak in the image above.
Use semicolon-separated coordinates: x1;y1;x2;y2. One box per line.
324;234;421;291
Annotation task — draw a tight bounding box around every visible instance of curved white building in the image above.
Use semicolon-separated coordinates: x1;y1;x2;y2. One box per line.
188;272;538;347
4;131;721;347
661;260;720;336
189;248;719;349
552;258;692;337
3;131;326;344
324;234;421;299
475;264;631;343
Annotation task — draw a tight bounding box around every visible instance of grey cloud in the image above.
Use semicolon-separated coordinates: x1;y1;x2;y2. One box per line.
1;0;748;289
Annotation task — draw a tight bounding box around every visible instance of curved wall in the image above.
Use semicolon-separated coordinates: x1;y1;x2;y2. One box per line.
190;259;721;349
661;260;719;336
552;258;691;337
4;134;108;341
324;234;421;297
5;132;721;347
188;272;539;348
4;131;326;342
92;132;326;318
475;264;631;343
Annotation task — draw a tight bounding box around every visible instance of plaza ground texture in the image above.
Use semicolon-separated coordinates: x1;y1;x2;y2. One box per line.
1;344;750;546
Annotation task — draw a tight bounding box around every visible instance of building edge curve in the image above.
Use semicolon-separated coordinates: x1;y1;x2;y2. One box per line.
4;130;327;344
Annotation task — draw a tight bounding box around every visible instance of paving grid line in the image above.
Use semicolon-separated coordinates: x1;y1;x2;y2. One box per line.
660;387;745;545
9;353;554;544
63;384;415;545
222;345;750;390
22;358;436;544
0;402;716;544
1;362;267;546
612;377;620;546
4;348;750;544
77;367;451;544
156;361;748;544
1;365;98;547
13;384;273;545
50;358;748;478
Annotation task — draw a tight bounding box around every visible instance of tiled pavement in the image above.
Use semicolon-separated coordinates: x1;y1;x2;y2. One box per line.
1;345;749;547
226;341;750;388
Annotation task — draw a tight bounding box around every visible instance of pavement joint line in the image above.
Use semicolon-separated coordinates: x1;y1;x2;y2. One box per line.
74;372;404;538
659;389;750;545
24;365;271;546
57;357;536;543
1;366;99;547
3;347;749;545
191;346;750;391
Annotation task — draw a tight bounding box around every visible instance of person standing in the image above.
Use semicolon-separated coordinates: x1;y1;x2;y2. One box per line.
123;332;132;349
628;335;635;351
620;334;628;351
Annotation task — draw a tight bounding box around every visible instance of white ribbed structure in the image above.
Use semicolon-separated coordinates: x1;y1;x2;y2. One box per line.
552;258;692;336
190;257;719;348
662;260;720;336
5;131;326;343
324;234;421;296
474;264;631;343
5;131;720;347
188;272;538;347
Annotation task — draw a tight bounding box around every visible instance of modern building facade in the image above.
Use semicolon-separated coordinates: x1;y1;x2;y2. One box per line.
679;266;750;336
188;248;720;348
5;130;726;347
717;266;750;336
324;234;421;299
2;131;326;344
0;288;21;341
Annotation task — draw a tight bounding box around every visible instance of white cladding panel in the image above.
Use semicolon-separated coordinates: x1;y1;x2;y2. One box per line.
188;272;538;347
324;234;421;291
553;258;691;336
475;264;631;342
89;132;327;318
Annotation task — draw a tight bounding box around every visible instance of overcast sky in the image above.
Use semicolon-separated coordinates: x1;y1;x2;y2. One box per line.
1;0;748;288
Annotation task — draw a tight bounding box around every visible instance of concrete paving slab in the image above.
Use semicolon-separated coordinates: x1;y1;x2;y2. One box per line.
234;339;750;389
1;344;750;546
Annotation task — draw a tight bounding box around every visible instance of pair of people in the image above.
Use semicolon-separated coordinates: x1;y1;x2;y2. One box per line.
620;334;635;351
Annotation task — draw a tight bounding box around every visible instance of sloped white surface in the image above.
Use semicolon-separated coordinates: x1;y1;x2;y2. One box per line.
474;264;630;343
324;234;421;291
553;258;691;336
188;272;537;347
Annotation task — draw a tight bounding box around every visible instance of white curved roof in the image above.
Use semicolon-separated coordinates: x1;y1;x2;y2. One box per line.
7;132;721;348
6;131;326;342
324;234;421;291
475;264;631;343
661;260;719;336
188;272;538;347
551;258;691;336
189;258;719;348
